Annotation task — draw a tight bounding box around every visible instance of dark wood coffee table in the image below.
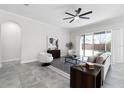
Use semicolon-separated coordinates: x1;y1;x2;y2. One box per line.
70;65;102;88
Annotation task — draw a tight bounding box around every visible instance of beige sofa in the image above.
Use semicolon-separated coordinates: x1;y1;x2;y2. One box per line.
87;52;111;81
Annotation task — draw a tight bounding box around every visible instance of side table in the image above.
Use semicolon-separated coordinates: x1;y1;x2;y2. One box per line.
70;65;102;88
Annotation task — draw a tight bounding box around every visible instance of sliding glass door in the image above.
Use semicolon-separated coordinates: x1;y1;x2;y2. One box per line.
80;36;84;56
94;32;106;55
105;31;111;52
80;31;111;57
84;34;94;56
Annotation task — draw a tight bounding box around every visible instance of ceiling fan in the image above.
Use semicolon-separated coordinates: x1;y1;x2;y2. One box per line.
63;8;92;23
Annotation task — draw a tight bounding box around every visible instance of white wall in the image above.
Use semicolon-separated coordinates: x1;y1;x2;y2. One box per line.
112;28;124;63
1;22;21;62
0;9;70;63
40;25;70;56
70;17;124;63
0;28;2;67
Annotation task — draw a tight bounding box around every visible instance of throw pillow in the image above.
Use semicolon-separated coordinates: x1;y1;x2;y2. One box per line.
95;56;104;64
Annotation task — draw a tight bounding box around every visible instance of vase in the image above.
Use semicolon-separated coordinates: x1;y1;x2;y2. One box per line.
68;49;76;56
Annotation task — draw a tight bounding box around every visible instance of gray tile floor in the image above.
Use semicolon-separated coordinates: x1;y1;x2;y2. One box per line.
0;58;124;88
103;64;124;88
0;61;69;88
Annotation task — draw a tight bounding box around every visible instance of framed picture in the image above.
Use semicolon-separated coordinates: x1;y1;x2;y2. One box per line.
47;37;58;50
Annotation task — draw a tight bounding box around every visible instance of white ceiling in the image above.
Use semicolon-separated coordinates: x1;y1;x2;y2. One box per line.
0;4;124;29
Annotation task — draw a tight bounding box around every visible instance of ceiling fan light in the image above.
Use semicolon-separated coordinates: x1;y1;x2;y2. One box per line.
74;16;79;20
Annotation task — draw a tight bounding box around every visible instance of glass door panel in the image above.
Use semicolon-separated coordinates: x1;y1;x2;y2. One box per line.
94;32;105;55
80;36;84;56
85;34;93;56
105;31;111;52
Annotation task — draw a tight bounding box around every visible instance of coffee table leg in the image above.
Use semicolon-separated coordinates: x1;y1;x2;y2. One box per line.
65;58;66;63
75;59;77;64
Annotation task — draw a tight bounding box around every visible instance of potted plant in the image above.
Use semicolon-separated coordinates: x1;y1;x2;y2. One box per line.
66;42;75;56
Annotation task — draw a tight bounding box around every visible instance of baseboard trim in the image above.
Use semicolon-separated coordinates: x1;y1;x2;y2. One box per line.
112;62;124;64
2;58;20;63
0;63;2;68
21;59;38;64
48;65;70;79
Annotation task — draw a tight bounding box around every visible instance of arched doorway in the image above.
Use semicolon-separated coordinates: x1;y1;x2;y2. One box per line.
0;21;22;64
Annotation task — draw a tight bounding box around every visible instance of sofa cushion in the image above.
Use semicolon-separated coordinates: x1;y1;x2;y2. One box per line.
87;56;97;63
96;52;103;56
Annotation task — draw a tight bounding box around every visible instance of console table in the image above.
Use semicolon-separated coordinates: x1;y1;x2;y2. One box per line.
47;50;60;59
70;65;102;88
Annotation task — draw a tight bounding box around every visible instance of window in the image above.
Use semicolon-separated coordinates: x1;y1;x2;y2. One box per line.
80;31;111;57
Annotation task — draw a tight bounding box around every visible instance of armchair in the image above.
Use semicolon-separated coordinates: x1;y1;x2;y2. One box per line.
38;52;53;66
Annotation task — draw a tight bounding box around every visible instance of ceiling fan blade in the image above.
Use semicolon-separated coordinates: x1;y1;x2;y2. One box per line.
63;17;74;20
79;16;90;19
69;19;74;23
65;12;75;17
79;11;92;17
